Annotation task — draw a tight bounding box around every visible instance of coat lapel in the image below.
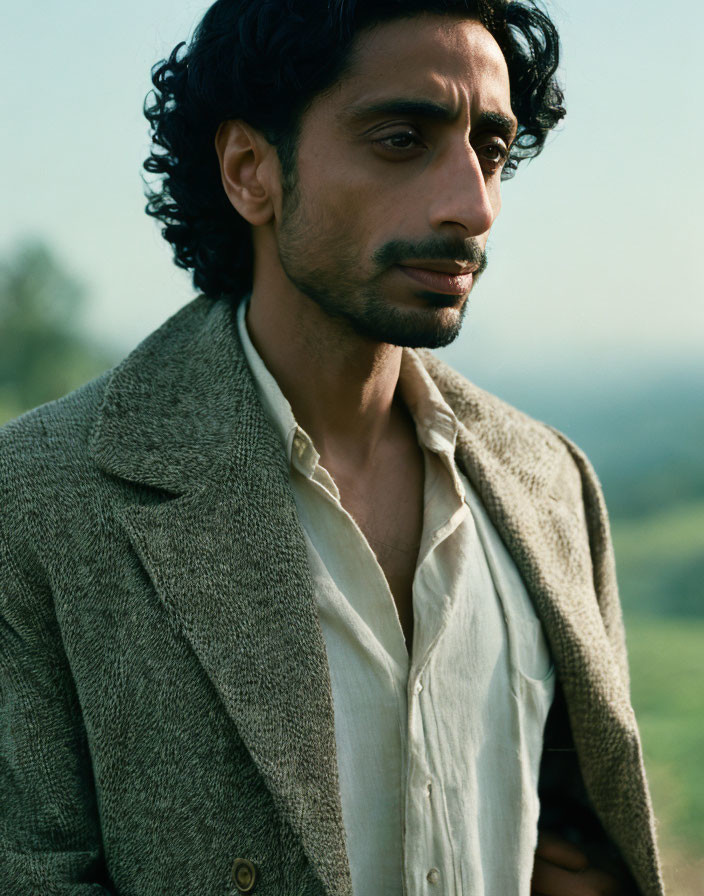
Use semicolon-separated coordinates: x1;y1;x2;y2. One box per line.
91;297;351;896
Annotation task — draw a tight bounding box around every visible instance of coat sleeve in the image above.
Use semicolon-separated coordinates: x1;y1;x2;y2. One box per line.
0;529;114;894
549;427;631;694
541;431;642;893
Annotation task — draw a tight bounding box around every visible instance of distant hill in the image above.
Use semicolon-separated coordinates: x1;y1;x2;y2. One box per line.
612;501;704;617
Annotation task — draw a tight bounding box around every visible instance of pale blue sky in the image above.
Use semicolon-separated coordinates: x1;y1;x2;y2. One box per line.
2;0;702;390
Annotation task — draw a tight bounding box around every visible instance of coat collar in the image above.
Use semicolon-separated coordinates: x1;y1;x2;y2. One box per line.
91;296;660;896
91;296;252;494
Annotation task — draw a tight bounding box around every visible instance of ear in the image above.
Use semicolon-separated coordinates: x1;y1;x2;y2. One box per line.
215;120;280;226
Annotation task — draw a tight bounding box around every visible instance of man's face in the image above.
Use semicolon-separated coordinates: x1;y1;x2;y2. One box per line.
274;13;516;348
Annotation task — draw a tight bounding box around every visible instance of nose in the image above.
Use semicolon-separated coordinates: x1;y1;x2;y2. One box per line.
427;142;496;236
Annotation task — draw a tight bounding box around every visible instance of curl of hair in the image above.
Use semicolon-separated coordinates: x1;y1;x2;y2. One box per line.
143;0;565;300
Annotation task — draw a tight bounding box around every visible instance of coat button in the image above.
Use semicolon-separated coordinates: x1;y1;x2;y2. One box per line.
231;858;257;893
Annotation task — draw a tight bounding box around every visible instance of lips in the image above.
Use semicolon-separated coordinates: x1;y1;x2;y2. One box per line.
396;264;474;296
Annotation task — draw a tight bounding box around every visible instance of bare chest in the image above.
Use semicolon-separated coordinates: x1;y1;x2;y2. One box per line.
326;448;424;650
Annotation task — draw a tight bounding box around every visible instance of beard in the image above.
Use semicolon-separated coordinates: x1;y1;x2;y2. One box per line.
276;182;487;349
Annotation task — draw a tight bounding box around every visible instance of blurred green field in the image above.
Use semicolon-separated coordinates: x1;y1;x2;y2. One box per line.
614;503;704;618
611;501;704;890
625;615;704;891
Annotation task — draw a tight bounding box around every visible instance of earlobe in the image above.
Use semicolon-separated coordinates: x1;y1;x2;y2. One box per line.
215;120;276;226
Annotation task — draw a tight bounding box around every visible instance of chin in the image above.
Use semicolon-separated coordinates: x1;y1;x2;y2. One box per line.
415;290;468;310
358;302;467;349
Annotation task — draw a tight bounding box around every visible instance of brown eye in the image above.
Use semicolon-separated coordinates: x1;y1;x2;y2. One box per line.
387;133;416;148
477;142;509;172
374;129;424;151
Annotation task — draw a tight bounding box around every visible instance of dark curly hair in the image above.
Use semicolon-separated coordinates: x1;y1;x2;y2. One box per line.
144;0;565;301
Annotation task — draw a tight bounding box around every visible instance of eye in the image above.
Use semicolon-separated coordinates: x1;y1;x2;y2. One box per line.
476;141;510;173
373;128;425;153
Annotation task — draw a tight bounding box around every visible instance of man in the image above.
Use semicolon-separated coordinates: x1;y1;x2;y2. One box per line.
0;1;663;894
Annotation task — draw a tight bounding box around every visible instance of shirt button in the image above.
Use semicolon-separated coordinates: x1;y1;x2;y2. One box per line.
426;868;440;885
414;680;424;695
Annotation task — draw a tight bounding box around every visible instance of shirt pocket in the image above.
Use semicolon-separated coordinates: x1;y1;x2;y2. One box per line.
507;614;556;733
512;615;555;684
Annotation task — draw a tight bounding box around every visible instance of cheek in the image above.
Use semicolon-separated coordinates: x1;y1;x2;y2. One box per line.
278;179;370;275
293;127;420;260
296;164;383;251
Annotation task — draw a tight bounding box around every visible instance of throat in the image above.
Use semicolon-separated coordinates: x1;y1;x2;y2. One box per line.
322;398;425;655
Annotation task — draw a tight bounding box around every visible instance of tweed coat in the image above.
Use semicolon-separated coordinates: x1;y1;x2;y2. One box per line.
0;295;663;896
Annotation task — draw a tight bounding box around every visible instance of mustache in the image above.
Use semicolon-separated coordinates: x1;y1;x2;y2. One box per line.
372;237;488;277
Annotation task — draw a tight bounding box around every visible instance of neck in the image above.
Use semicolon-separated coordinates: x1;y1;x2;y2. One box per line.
245;284;405;469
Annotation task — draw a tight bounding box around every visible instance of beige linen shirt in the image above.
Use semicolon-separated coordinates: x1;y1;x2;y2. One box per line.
236;299;556;896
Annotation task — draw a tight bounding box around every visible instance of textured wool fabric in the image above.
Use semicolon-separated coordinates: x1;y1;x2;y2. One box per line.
237;297;556;895
0;295;663;895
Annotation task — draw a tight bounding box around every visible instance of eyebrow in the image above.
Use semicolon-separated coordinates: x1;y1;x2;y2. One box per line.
343;98;518;144
477;111;519;145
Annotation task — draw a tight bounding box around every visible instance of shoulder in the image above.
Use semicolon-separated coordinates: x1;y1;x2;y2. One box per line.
415;349;614;528
416;351;622;619
0;372;115;556
0;295;215;516
416;349;582;468
0;295;241;576
0;370;111;487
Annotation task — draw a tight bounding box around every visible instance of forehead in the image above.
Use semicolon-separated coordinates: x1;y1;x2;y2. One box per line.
331;14;512;122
